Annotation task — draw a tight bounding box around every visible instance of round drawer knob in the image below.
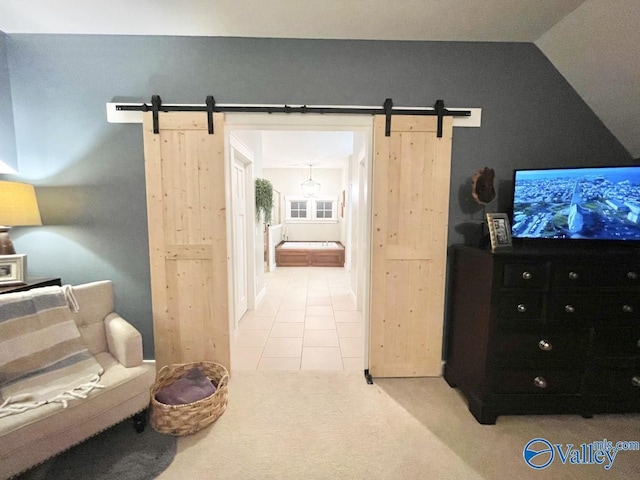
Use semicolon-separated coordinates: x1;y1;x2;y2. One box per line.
534;376;548;389
538;340;553;351
568;271;579;280
631;376;640;388
517;304;527;313
522;271;532;280
564;305;576;314
628;271;638;281
623;305;634;314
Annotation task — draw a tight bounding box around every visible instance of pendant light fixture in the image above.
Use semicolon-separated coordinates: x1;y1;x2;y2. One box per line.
301;164;321;198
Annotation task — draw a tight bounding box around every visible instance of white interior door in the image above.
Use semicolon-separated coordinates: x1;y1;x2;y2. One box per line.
230;139;252;330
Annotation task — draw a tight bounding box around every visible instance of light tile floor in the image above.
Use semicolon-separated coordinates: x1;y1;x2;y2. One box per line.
232;267;365;371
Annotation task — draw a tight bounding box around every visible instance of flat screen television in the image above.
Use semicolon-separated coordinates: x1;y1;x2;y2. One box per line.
511;165;640;244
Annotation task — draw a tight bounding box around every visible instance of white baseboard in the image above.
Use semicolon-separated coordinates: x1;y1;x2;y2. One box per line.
255;286;266;304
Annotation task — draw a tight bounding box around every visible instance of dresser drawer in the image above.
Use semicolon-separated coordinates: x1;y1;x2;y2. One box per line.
494;370;581;394
591;327;640;358
502;263;548;289
495;332;586;362
553;262;640;288
497;294;543;320
584;359;640;398
549;294;640;323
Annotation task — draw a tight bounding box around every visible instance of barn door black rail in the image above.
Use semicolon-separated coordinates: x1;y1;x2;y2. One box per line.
117;95;470;137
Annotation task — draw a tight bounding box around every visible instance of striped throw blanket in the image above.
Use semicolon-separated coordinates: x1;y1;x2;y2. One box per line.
0;286;104;418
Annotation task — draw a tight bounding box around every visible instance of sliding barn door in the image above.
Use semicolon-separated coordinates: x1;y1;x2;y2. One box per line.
143;112;229;371
369;115;453;377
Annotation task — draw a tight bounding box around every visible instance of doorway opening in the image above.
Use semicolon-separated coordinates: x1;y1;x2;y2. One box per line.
224;114;373;372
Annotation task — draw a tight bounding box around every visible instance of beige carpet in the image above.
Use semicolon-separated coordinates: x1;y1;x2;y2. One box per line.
156;371;640;480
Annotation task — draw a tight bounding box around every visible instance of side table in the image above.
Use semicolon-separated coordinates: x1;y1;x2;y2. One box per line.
0;277;62;295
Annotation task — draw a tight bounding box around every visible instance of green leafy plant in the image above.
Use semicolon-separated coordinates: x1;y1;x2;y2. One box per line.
255;178;273;224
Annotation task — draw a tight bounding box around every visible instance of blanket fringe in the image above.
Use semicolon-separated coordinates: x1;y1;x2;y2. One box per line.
0;395;46;418
0;375;104;417
48;374;105;408
62;284;80;313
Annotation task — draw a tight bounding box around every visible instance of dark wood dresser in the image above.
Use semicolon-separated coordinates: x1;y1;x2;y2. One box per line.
444;244;640;424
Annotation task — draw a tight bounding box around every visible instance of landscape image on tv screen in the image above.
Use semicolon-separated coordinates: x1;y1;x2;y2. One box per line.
512;166;640;241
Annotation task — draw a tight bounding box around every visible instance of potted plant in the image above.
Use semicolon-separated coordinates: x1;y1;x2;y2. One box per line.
255;178;273;224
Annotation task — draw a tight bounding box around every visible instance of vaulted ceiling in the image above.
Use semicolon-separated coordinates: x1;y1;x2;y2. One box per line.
1;0;638;157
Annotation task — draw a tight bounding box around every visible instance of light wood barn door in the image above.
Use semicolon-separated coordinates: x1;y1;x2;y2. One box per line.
369;115;453;377
143;112;229;371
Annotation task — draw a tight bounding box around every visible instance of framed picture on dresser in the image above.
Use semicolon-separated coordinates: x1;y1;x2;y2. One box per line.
0;254;26;285
486;213;512;251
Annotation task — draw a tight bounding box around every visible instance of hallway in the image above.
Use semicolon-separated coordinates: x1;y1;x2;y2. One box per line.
231;267;365;371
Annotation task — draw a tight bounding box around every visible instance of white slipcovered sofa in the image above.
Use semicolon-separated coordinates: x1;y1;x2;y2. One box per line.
0;281;156;479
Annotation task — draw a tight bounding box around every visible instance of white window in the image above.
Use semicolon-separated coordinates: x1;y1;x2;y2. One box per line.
315;200;334;219
289;199;309;220
285;196;338;223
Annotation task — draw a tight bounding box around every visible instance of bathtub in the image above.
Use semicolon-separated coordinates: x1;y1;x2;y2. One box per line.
275;241;345;267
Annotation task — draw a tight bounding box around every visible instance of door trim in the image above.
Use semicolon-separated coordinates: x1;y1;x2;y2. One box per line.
228;133;255;334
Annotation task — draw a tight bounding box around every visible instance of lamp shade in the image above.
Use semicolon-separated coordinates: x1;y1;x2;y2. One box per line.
0;181;42;226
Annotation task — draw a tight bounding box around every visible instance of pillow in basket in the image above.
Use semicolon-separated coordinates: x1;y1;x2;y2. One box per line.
155;367;216;405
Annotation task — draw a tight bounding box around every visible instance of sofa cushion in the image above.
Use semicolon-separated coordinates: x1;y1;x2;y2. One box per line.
0;352;154;446
0;353;155;479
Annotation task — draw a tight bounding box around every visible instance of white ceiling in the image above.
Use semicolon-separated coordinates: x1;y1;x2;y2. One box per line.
1;0;638;157
535;1;640;158
261;131;353;169
0;0;584;41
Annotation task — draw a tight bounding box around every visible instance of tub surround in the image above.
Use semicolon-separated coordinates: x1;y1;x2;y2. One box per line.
275;241;345;267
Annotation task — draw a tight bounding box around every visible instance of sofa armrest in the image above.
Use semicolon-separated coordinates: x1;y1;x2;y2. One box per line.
104;313;144;367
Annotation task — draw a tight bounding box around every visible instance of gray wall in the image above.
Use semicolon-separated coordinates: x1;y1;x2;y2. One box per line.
1;35;632;358
0;32;17;171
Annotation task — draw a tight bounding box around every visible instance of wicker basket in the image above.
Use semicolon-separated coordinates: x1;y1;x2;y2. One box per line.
150;361;229;436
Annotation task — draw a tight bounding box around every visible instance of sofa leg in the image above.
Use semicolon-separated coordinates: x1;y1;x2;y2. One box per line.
133;409;147;433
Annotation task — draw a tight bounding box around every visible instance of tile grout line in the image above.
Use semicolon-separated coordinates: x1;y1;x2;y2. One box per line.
249;267;360;371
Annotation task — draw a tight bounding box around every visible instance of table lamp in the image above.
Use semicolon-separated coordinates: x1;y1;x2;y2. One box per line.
0;180;42;255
